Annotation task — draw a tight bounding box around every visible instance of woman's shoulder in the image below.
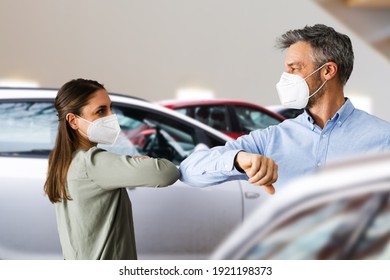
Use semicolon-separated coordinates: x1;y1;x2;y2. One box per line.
72;146;114;164
84;146;120;161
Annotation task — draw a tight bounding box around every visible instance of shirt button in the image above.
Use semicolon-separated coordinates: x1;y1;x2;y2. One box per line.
322;134;327;138
338;121;342;125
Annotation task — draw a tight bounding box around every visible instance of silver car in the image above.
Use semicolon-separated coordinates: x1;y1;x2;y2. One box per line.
0;87;271;260
211;152;390;260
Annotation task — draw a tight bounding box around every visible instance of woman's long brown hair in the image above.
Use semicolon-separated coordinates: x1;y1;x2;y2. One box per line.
44;79;105;203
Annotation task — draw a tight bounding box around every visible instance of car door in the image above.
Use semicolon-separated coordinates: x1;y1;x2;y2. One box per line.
109;101;245;259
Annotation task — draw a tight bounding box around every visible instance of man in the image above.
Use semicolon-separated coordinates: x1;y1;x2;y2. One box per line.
179;24;390;194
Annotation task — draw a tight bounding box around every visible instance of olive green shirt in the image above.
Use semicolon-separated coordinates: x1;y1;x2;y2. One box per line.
55;147;180;260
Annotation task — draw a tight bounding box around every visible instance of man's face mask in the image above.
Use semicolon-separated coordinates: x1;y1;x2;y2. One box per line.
276;63;328;109
77;114;120;145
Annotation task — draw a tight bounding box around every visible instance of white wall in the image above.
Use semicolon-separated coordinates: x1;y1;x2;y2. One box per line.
1;0;389;120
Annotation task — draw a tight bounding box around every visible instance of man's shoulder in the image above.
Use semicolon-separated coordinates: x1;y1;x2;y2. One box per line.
276;113;308;129
353;109;390;129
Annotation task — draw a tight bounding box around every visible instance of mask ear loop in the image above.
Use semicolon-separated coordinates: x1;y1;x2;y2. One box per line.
76;115;93;124
304;63;328;100
307;80;327;99
74;115;92;140
303;63;328;80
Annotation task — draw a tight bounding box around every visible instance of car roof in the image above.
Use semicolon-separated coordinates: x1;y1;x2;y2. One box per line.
159;98;272;108
0;87;147;101
210;151;390;259
0;87;58;98
0;87;233;142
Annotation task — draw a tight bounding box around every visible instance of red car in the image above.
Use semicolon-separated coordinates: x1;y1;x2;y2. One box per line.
159;99;285;139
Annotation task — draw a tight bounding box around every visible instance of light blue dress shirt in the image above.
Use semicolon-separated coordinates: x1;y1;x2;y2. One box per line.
180;99;390;189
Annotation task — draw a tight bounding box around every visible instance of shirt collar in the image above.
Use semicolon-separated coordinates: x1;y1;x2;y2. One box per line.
303;98;355;130
303;109;316;130
335;98;355;127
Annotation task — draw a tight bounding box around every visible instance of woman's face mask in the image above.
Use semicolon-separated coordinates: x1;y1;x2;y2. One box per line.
77;114;120;145
276;63;327;109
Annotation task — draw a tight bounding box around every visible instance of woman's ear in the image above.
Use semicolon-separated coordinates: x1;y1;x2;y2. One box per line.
323;61;338;81
66;113;79;130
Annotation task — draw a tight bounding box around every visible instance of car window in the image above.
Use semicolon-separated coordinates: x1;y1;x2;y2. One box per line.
0;101;57;156
352;193;390;259
112;104;199;165
191;105;230;132
0;99;225;163
173;108;188;116
244;192;390;260
232;105;280;133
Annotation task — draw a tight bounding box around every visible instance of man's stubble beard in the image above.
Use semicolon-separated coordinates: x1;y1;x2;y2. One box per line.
306;74;326;109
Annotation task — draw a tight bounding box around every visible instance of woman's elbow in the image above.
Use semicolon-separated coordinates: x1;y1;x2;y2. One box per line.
155;159;180;187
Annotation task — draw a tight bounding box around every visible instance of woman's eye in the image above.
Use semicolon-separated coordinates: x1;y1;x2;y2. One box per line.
97;109;106;115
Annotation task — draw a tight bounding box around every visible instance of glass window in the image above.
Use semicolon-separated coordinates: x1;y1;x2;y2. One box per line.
0;100;223;164
244;193;389;260
192;106;229;132
173;108;188;116
111;104;198;165
193;106;212;125
0;101;57;156
352;193;390;259
233;105;280;133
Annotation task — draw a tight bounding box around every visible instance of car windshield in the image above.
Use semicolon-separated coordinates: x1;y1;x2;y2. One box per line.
245;191;390;260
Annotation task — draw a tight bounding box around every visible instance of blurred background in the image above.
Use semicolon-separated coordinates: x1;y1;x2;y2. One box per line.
1;0;390;261
0;0;389;120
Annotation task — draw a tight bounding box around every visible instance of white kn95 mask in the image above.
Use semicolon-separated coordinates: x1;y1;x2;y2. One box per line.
77;114;120;145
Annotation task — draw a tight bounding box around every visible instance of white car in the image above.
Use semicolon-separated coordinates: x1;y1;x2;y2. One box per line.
211;152;390;260
0;87;271;260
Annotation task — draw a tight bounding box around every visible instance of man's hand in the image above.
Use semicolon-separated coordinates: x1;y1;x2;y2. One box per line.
234;151;278;195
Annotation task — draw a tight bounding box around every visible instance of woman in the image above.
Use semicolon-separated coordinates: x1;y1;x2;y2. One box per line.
44;78;180;260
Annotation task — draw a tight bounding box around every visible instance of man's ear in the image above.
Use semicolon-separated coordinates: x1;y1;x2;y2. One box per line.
323;61;338;81
66;113;78;130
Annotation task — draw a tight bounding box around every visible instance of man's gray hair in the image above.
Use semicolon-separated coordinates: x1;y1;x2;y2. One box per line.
276;24;354;85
